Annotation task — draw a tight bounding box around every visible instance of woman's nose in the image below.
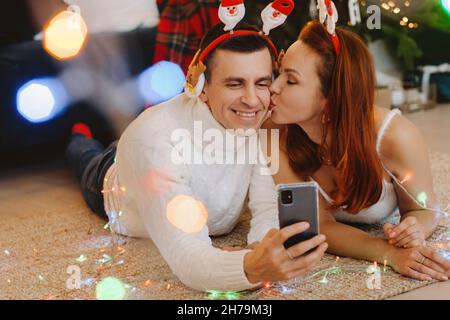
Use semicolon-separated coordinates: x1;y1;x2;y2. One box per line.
269;80;279;95
241;87;259;107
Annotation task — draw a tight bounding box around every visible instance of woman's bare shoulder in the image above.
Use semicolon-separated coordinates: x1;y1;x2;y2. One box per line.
376;107;427;173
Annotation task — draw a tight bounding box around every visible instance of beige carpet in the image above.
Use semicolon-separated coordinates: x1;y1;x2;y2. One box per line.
0;152;449;300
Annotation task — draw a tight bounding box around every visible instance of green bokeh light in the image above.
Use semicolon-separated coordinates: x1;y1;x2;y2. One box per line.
207;290;240;300
207;290;220;299
96;277;126;300
224;292;240;300
417;192;427;207
441;0;450;16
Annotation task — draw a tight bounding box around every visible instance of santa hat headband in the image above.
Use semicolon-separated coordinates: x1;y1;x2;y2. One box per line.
221;0;244;7
184;30;279;98
318;0;340;55
198;31;278;63
184;0;295;98
272;0;294;16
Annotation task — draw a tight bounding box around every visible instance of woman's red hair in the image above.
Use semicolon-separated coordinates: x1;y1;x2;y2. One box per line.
286;21;384;214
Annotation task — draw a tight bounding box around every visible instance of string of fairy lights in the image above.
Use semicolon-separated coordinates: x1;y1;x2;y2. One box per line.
2;152;449;299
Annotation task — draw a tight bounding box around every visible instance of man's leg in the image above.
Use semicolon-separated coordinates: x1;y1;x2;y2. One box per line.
65;123;117;218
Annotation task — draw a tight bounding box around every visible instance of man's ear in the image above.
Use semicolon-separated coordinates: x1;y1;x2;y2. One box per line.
199;83;208;103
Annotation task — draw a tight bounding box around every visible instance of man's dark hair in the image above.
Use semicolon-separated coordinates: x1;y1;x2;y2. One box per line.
199;22;276;81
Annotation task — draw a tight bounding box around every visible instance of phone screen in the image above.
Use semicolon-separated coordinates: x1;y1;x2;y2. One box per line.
277;182;319;249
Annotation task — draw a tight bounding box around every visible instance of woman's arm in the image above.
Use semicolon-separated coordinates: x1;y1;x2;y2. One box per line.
319;196;449;280
318;196;396;263
379;115;440;245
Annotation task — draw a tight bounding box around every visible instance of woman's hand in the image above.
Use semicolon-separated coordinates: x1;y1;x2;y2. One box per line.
387;245;450;281
383;216;426;248
243;222;328;284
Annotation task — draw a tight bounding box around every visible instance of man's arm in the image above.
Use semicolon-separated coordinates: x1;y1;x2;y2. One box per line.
117;138;260;292
247;145;279;245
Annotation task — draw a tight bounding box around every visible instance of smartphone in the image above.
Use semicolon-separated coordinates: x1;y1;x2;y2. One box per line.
277;181;320;249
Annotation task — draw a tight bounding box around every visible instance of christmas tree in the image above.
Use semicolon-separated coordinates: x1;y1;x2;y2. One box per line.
247;0;450;70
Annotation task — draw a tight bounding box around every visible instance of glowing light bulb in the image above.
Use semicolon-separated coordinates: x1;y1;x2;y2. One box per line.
76;254;87;263
319;271;329;284
43;7;88;60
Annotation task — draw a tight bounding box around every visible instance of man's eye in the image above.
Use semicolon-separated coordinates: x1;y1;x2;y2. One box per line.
227;83;241;88
257;82;271;87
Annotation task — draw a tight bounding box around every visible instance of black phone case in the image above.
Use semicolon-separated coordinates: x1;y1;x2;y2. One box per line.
277;182;319;249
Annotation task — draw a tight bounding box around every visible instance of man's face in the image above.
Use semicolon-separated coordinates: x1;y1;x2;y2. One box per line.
200;49;273;130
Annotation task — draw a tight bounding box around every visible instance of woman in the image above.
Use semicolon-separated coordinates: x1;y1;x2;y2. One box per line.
265;20;450;281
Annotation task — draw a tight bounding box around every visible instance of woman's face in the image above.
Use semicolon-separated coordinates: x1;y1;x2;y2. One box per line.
270;40;327;125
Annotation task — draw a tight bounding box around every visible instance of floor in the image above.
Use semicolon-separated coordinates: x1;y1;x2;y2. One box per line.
1;104;449;300
402;103;450;154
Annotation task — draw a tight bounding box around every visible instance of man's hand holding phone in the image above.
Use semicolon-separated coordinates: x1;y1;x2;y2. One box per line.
243;222;328;284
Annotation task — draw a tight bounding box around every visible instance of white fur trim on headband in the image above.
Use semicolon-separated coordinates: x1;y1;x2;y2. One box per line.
317;0;338;35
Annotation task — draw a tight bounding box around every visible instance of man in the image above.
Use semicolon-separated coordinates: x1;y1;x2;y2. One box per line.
66;23;328;292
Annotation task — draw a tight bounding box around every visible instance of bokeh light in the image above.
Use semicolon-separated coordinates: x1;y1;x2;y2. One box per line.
207;290;220;299
16;78;68;123
442;0;450;15
75;254;87;263
224;292;240;300
400;172;412;184
138;61;185;105
417;192;427;207
96;277;126;300
43;9;88;60
166;195;208;234
143;169;172;195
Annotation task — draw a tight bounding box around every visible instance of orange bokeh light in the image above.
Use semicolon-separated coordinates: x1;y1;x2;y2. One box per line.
166;195;208;234
43;10;88;61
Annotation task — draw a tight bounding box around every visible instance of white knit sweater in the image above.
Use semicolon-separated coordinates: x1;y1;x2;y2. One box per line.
103;94;279;292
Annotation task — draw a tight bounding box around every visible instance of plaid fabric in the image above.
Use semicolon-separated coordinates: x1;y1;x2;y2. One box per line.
154;0;220;73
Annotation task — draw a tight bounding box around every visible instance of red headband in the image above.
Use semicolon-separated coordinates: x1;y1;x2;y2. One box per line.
198;30;278;62
324;0;339;55
329;33;339;55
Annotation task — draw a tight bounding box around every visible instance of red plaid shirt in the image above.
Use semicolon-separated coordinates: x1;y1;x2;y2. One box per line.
154;0;221;73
